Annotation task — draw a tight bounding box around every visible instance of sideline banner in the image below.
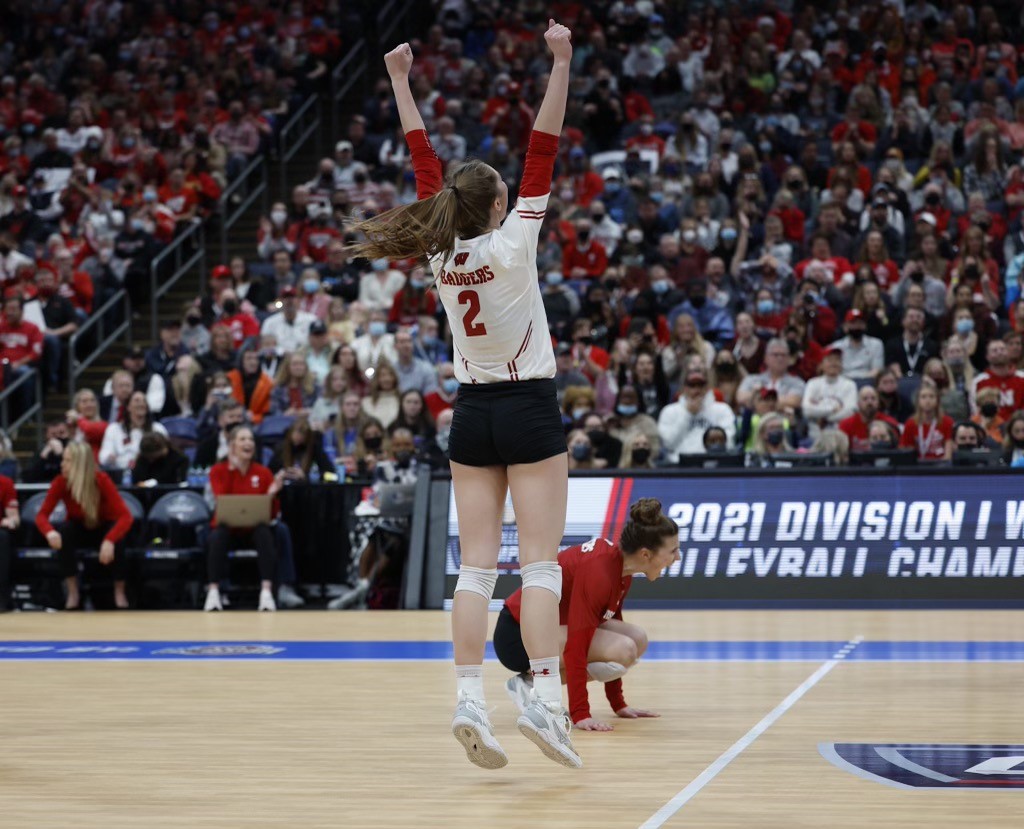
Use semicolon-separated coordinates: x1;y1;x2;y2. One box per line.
443;474;1024;604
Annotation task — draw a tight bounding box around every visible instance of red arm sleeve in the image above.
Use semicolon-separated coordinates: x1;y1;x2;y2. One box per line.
602;590;630;713
405;129;443;200
35;476;66;537
519;131;559;199
564;564;615;723
99;475;133;544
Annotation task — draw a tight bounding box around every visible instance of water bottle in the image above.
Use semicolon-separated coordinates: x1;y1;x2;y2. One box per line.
123;464;132;487
308;465;320;484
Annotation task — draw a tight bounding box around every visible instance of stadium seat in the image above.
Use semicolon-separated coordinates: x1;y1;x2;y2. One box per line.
133;491;211;609
161;416;200;450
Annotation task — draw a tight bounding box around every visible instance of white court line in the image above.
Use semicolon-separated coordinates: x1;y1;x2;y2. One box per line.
638;636;864;829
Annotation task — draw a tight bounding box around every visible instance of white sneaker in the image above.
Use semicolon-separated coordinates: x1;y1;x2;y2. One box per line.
327;579;369;610
505;673;533;714
258;588;277;612
451;693;508;770
277;584;305;609
203;587;223;612
516;699;583;769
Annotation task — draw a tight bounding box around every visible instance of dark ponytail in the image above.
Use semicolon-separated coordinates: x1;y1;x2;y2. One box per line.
348;159;498;267
619;498;677;555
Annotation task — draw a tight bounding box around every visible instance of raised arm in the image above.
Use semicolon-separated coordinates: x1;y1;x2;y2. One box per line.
384;43;442;200
517;21;572;200
533;20;572;137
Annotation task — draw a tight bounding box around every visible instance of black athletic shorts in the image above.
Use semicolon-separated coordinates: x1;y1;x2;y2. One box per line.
493;605;530;674
448;378;567;467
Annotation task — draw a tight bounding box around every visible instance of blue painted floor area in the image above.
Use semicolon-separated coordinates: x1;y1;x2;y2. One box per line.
2;640;1024;661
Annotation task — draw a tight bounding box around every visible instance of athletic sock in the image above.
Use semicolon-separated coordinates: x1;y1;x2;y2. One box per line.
455;664;485;702
529;657;562;708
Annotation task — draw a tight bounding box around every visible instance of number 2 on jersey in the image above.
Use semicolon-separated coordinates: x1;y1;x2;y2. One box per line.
457;289;487;337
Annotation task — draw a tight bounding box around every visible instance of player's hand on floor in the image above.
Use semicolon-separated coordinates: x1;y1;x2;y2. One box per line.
616;706;660;719
575;717;614;732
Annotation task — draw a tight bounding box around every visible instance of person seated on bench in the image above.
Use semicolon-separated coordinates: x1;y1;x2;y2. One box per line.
204;424;285;613
35;443;134;610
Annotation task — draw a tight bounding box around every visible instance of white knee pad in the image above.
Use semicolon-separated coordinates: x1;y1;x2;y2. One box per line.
520;561;562;599
454;565;498;600
587;661;628;683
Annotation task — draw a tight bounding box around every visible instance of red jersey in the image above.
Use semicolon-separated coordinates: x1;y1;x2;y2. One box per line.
157;184;197;219
35;471;133;543
0;318;43;363
219;314;261;349
562;240;609;279
838;412;900;452
972;370;1024;421
209;460;279;527
899;415;953;461
424;390;455;418
505;538;630;723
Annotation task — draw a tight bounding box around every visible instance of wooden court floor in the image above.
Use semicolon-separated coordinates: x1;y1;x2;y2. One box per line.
1;610;1022;828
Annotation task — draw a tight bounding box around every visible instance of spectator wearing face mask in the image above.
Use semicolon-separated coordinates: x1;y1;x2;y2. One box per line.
358;256;407;312
562;219;609;281
620;433;654;469
667;279;735;349
257;201;299;260
541;269;580;342
581;412;622;468
831;309;883;380
747;413;795;467
587;200;622;256
970;386;1007;444
566;429;598;470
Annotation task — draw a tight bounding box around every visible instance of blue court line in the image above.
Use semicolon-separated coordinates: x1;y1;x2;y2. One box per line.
1;640;1024;661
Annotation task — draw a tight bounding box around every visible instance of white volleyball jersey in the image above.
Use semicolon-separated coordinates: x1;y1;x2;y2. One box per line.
428;192;554;384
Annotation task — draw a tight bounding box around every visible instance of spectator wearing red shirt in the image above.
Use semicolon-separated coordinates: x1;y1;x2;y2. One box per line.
389;269;437;326
556;146;604;208
51;246;94;319
496;500;679;728
0;293;43;409
425;362;458;418
297;214;342;263
839;385;901;452
971;340;1024;421
204;425;285;613
899;380;954;462
562;219;609;280
625;115;665;157
830;104;878;158
0;471;17;611
158;167;199;230
35;443;134;610
217;290;261;349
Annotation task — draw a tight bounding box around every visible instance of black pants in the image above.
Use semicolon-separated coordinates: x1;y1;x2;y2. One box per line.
0;527;10;610
57;521;127;580
493;606;531;674
207;523;277;584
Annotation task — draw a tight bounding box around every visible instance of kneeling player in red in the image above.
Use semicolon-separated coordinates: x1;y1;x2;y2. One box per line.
494;498;679;731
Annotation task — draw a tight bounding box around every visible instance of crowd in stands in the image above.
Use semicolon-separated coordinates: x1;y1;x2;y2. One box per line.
8;1;1024;484
0;1;341;407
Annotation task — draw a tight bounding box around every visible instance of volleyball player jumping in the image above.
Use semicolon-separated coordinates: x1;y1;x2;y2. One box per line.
352;22;579;768
496;499;679;730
